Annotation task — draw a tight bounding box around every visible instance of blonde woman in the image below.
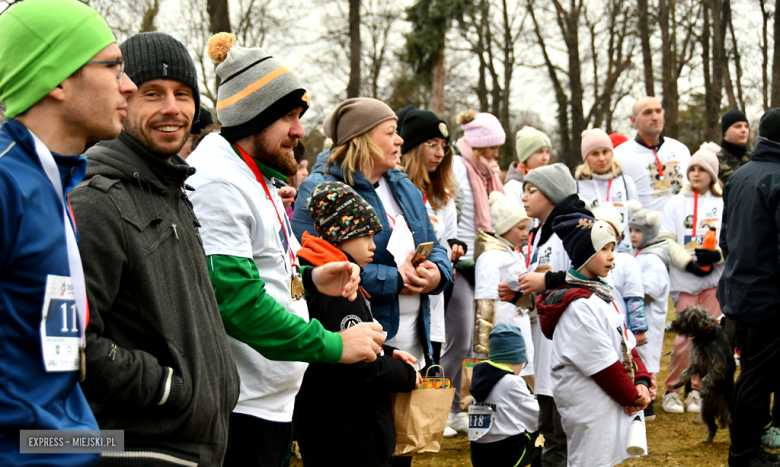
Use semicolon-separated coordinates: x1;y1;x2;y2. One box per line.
399;109;466;392
575;129;638;250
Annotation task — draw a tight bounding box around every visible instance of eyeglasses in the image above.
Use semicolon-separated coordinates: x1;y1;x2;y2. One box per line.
423;141;450;154
84;60;125;85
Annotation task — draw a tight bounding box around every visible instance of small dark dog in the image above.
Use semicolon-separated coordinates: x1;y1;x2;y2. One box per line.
669;304;736;443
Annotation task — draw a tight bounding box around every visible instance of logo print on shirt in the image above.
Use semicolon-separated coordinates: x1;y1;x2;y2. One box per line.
340;315;362;330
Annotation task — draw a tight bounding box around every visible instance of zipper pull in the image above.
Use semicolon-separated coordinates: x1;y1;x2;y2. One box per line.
172;223;179;240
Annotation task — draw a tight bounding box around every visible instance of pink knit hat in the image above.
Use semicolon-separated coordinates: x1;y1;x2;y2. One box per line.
580;129;613;160
462;112;506;148
687;142;721;183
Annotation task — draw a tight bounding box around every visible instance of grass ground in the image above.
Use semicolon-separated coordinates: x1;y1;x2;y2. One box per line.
292;301;738;466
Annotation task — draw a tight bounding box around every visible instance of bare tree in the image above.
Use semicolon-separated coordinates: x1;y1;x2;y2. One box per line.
207;0;230;34
347;0;361;98
760;0;771;111
773;0;780;107
636;0;654;96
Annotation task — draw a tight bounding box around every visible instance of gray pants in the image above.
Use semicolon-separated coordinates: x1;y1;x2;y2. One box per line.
537;395;567;467
441;271;476;413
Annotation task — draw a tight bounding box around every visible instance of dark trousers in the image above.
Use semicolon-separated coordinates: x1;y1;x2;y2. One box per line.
471;432;543;467
223;413;293;467
728;321;780;466
537;395;567;467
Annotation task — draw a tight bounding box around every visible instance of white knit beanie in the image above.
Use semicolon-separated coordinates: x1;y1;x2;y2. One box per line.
489;191;529;235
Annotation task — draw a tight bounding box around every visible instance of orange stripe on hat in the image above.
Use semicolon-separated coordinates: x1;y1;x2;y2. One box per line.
216;66;291;110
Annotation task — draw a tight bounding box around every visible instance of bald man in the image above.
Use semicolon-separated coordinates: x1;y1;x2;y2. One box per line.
614;97;691;213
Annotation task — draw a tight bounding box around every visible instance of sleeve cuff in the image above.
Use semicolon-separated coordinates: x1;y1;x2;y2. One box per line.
321;328;344;364
302;265;318;296
153;366;183;406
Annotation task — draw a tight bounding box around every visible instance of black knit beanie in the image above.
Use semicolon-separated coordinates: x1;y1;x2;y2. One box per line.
759;108;780;144
191;106;213;134
400;109;449;154
721;108;747;135
120;32;201;122
307;181;383;243
396;104;417;134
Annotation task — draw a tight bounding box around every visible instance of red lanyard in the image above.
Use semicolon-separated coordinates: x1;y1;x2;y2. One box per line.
526;231;535;269
642;139;664;179
606;178;613;202
423;191;427;205
633;247;645;258
234;143;295;265
612;301;630;341
692;191;698;239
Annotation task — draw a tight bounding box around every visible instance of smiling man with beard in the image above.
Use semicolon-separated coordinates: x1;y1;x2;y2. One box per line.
186;33;387;466
67;32;241;466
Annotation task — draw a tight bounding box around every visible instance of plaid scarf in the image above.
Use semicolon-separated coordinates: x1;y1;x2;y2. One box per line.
565;269;614;303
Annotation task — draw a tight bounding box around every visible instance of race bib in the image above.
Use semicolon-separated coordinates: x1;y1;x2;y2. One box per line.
468;405;495;441
40;275;81;372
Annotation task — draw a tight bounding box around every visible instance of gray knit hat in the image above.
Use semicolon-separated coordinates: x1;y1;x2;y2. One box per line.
523;163;576;205
120;32;201;122
324;98;397;147
207;33;309;142
627;201;662;248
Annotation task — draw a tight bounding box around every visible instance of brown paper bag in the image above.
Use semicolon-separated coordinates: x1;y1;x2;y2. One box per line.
392;365;456;456
460;358;485;411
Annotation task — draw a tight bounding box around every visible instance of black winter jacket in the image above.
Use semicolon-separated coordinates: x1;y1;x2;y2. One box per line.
718;137;780;324
293;256;417;467
69;132;240;466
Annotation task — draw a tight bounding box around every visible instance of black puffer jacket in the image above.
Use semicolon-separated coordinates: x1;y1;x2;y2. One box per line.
718;137;780;325
69;132;239;466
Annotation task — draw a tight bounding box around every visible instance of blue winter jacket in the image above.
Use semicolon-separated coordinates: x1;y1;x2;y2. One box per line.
0;119;99;466
292;150;453;360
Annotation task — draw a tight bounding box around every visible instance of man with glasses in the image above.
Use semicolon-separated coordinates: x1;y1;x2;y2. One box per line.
67;32;240;465
0;0;136;465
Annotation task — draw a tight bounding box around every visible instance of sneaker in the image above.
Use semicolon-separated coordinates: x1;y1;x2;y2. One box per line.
443;425;458;438
449;411;469;434
644;402;656;421
762;426;780;450
663;392;685;413
686;390;702;413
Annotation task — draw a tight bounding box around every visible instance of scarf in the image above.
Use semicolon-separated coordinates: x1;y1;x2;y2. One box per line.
297;231;349;266
457;137;504;230
565;268;614;303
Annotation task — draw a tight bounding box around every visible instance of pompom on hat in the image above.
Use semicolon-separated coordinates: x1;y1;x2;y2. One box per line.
580;128;613;161
489;323;527;365
489;191;529;236
552;213;617;271
207;33;309;142
307;181;383;243
687;142;721;184
592;202;624;241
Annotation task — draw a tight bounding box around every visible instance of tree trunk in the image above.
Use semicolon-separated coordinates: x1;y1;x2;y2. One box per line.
139;0;160;32
760;0;770;111
206;0;231;34
347;0;362;98
431;51;445;115
560;0;584;169
714;0;736;109
500;0;514;167
772;0;780;107
637;0;654;96
728;11;746;110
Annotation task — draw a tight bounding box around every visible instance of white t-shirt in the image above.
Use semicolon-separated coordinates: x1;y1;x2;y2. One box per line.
426;196;457;343
551;294;640;467
576;174;637;250
452;156;477;261
634;252;670;373
375;177;424;363
661;188;724;300
471;369;539;444
187;133;308;422
528;228;571;397
614;136;691;213
605;252;644;330
504;179;524;207
475;247;534;376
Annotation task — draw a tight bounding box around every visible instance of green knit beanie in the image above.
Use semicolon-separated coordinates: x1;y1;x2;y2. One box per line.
515;126;552;163
0;0;116;118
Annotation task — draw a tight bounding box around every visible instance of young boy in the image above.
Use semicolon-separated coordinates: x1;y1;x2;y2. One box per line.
474;192;534;383
627;202;671;421
500;163;590;465
537;213;652;467
470;323;542;467
292;181;421;467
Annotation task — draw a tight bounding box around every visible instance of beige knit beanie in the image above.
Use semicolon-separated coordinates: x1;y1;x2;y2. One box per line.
687;142;721;183
489;191;529;236
323;98;398;147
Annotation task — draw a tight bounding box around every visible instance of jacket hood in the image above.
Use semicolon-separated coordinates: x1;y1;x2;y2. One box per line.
534;193;592;247
84;131;194;192
470;361;512;403
297;231;349;266
636;239;671;266
505;161;525;184
537;286;593;339
750;137;780;164
474;228;513;261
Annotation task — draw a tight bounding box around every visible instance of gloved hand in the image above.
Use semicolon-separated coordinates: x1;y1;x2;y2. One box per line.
686;261;713;277
694;248;721;266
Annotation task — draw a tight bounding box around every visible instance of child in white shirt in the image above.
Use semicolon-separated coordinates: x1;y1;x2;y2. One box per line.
659;143;726;415
470;323;542;467
474;192;534;383
537;212;651;467
628;202;671;421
